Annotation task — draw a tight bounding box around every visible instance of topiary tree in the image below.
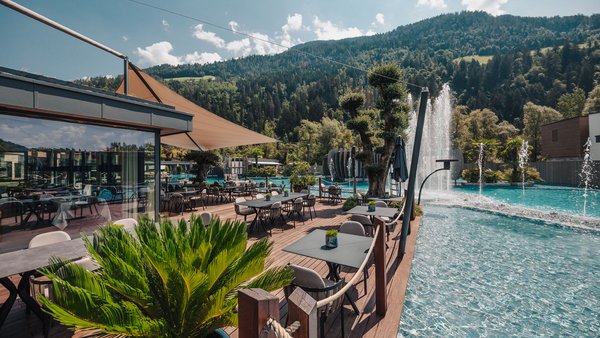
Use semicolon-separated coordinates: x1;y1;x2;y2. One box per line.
185;150;221;183
340;63;410;196
38;216;293;338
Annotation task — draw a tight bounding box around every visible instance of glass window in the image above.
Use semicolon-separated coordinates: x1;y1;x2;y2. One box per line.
0;113;156;254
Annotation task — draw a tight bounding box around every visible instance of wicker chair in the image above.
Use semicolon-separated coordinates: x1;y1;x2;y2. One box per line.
284;198;304;228
284;264;345;338
234;197;255;222
257;201;282;235
303;194;317;220
339;221;370;293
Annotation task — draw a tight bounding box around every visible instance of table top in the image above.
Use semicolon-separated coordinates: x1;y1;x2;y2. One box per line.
237;192;308;209
344;205;399;218
0;238;89;279
283;229;373;269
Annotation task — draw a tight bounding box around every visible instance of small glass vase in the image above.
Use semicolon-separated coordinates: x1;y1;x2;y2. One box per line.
325;235;338;248
368;205;376;212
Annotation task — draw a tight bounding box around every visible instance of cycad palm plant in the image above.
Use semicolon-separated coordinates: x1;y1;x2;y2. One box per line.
38;215;293;337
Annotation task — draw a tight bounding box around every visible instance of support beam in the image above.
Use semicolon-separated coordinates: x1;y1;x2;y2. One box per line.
374;217;387;316
287;287;318;338
400;88;429;259
238;288;280;338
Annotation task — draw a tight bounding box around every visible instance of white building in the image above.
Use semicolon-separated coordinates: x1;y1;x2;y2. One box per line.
590;112;600;161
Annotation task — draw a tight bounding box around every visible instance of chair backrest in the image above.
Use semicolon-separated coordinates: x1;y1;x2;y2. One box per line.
284;264;344;316
235;197;246;204
200;212;212;226
29;231;71;248
255;194;265;199
306;195;316;206
300;189;309;194
293;198;303;211
270;201;282;218
0;200;23;218
374;201;388;208
114;218;138;232
271;191;279;196
288;264;326;288
350;214;373;226
340;221;366;236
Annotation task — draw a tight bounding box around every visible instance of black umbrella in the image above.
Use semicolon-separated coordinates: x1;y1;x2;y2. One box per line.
392;137;409;182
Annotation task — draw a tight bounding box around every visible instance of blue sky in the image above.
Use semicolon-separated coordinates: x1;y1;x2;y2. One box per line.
1;0;599;80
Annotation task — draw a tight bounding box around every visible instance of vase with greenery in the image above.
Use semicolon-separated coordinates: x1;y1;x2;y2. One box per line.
38;216;293;338
265;193;272;201
283;189;289;197
325;229;338;248
367;201;376;212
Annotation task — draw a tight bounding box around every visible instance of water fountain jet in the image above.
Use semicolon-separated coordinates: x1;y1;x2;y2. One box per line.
518;140;529;195
477;142;485;194
580;137;593;217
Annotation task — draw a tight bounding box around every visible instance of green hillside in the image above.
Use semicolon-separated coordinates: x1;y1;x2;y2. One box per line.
79;11;600;139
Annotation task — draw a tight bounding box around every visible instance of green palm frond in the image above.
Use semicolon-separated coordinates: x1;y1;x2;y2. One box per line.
39;216;292;338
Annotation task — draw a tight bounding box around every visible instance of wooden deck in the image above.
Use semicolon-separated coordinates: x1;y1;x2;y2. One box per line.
0;199;421;338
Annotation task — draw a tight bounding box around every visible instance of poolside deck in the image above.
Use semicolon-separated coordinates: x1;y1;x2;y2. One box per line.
0;199;420;338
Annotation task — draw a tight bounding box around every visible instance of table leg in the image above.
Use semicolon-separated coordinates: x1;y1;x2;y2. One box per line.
248;208;259;233
18;272;45;322
0;277;18;329
326;262;360;315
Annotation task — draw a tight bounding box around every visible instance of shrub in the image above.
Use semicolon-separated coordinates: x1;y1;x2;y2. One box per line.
342;195;358;211
247;165;277;177
290;174;317;191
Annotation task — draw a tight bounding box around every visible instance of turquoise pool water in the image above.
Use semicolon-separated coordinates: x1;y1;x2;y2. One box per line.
399;205;600;337
454;184;600;219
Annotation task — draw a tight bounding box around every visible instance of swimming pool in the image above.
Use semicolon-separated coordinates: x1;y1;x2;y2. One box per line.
399;205;599;337
205;177;370;197
454;184;600;219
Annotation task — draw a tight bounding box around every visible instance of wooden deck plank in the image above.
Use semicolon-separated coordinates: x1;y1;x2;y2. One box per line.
0;199;421;338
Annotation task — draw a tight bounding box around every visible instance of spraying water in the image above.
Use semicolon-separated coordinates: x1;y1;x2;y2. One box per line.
518;140;529;195
580;137;593;216
477;142;485;195
406;83;455;194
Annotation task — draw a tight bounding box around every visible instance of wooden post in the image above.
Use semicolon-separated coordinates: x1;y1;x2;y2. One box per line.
265;176;269;192
287;287;318;338
353;177;357;196
374;217;387;316
318;177;322;199
238;288;280;338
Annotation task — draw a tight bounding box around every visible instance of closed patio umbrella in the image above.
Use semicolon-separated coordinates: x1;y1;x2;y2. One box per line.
392;137;409;182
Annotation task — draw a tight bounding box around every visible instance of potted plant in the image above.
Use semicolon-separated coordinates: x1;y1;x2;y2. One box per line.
37;216;293;338
265;192;272;201
284;189;289;197
325;229;338;248
367;201;376;212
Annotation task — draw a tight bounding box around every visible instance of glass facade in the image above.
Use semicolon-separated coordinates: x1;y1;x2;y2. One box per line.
0;113;157;253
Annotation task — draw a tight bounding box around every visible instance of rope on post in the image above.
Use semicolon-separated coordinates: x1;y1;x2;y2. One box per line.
261;318;301;338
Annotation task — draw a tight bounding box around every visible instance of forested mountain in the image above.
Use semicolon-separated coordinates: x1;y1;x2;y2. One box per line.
78;11;600;139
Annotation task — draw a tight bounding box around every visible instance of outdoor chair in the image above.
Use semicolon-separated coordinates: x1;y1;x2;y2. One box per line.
328;186;342;204
350;214;374;236
255;193;265;200
373;201;391;222
284;198;304;228
169;193;190;215
283;264;345;338
0;200;23;230
319;184;329;199
258;201;283;235
199;211;212;226
234;197;255;222
271;190;279;196
302;194;317;220
114;218;138;233
339;221;371;293
189;189;207;210
28;231;71;248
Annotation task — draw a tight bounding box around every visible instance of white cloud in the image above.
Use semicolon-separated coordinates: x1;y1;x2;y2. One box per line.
229;20;239;32
122;35;128;42
312;16;372;40
162;19;169;31
192;24;226;48
416;0;448;10
375;13;385;25
135;41;222;67
226;38;252;56
251;32;286;55
282;13;303;32
461;0;508;15
136;41;181;66
183;51;223;64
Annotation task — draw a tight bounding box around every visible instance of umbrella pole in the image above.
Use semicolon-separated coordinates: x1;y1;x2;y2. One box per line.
399;88;429;260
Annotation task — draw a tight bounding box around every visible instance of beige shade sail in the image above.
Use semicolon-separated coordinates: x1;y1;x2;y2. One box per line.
115;63;276;150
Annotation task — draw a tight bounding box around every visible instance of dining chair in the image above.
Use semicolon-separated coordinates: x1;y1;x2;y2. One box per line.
284;264;345;338
286;198;304;228
114;218;138;233
199;211;212;226
349;214;374;236
234;197;255;222
28;231;71;248
339;221;370;293
303;194;317;220
255;193;265;200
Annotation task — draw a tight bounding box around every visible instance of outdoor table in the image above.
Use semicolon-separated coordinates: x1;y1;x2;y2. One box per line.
367;196;404;203
344;205;399;221
0;237;92;330
237;192;308;233
282;229;374;314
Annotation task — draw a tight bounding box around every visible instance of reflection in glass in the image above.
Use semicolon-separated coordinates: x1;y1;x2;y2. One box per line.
0;113;156;253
